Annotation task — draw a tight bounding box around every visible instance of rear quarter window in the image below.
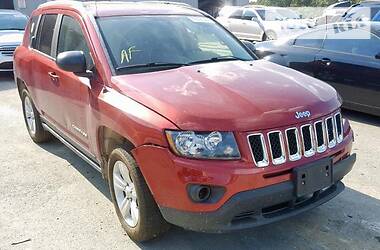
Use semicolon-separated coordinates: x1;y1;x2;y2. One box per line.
29;15;39;48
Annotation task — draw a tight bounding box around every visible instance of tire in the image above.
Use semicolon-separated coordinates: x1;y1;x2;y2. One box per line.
263;31;277;41
21;89;52;143
108;148;170;242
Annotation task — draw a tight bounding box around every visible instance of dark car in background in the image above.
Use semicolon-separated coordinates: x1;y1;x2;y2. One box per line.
373;10;380;20
0;9;27;72
342;1;380;22
252;22;380;116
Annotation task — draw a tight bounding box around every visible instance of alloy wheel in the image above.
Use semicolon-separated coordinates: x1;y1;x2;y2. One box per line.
24;96;36;135
113;160;139;227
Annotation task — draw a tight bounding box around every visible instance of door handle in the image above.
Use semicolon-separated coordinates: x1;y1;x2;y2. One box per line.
319;58;332;66
48;72;60;81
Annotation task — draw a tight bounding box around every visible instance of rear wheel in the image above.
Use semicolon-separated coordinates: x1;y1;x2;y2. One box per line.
108;148;170;242
263;31;277;41
21;89;51;143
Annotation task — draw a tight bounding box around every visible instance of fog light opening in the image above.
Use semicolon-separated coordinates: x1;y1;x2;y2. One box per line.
189;185;211;202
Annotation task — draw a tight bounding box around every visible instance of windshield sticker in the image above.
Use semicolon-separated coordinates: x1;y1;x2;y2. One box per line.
120;46;141;64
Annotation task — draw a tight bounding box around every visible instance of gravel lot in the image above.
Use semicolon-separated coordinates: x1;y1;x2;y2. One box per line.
0;73;379;250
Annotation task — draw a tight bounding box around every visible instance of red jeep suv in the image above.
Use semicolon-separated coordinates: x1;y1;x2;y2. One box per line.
14;1;356;242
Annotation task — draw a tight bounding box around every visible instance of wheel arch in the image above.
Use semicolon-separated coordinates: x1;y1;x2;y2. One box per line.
97;126;136;179
16;77;28;97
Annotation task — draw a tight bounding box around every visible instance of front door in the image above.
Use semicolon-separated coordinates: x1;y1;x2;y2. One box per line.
51;13;95;152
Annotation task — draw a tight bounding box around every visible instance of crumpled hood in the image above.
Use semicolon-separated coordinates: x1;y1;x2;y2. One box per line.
0;30;24;46
112;60;340;131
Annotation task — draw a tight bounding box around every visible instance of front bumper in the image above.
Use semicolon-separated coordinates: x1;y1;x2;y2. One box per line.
159;153;356;232
0;54;14;72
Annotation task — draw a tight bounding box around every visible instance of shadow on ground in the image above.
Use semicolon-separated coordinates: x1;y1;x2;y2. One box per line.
37;139;111;200
139;186;380;249
343;109;380;127
35;105;380;249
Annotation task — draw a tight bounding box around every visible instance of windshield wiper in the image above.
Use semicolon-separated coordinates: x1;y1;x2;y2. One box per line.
116;62;189;72
189;56;248;65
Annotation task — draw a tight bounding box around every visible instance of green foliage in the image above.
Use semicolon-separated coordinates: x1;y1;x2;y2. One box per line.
253;0;360;7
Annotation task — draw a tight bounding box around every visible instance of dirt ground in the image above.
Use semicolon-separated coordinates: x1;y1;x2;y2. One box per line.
0;73;379;250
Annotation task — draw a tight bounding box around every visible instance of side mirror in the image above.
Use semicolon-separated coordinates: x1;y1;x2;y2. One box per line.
251;17;258;22
375;52;380;60
57;51;93;77
242;40;256;53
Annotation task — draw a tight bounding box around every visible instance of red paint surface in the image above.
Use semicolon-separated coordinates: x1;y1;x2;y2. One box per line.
14;2;354;213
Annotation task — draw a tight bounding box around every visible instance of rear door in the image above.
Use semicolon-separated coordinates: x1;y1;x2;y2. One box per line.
31;14;61;126
314;27;380;114
241;9;264;41
225;9;245;39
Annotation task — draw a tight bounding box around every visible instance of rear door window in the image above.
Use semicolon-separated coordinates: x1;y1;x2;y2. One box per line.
294;29;326;49
323;27;380;57
229;9;243;19
57;15;93;69
36;14;58;56
242;9;259;20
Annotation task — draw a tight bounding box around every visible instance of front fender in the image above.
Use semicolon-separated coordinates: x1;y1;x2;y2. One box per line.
95;87;179;148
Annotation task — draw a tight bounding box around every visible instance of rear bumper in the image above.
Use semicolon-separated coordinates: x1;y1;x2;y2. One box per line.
159;153;356;232
0;54;13;72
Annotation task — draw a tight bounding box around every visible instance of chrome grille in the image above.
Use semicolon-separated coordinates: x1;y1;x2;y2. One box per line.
0;46;16;56
268;131;286;165
326;117;336;148
248;112;343;167
301;124;315;157
314;121;327;153
247;134;268;167
285;128;301;161
335;113;343;143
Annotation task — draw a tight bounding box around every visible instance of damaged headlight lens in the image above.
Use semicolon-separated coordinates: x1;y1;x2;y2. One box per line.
165;131;241;159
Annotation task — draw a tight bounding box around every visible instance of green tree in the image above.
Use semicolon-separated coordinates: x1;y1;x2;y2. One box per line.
254;0;359;7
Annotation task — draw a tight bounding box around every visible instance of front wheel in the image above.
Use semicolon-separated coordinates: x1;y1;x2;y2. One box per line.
21;89;51;143
108;148;170;242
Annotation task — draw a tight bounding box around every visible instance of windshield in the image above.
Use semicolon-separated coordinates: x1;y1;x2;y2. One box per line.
344;6;380;21
97;15;253;74
374;10;380;21
256;9;285;21
0;13;27;30
276;9;301;19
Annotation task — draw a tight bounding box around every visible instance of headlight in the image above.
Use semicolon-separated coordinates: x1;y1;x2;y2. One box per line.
165;131;241;160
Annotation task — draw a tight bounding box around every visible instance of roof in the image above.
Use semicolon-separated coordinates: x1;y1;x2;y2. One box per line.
38;1;203;17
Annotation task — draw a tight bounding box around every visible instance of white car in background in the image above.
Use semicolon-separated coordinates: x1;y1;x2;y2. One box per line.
315;1;352;25
323;1;352;16
0;9;27;72
216;6;309;41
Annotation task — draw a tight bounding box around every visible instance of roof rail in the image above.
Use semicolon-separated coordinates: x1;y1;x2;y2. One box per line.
39;0;83;8
141;1;192;7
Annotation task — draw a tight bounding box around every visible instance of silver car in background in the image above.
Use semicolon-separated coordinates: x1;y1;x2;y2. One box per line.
0;10;27;72
216;6;309;41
